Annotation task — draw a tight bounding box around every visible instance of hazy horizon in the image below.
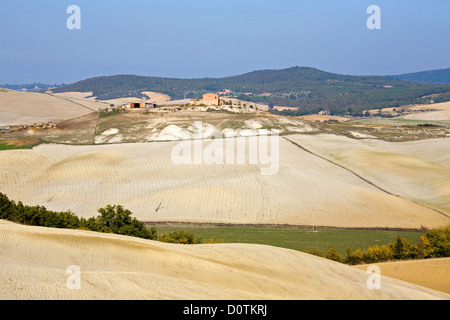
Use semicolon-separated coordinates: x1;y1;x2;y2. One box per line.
2;65;450;87
1;0;449;84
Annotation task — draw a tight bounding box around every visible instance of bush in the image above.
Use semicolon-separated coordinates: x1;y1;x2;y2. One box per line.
305;247;323;257
159;230;202;244
325;246;342;262
418;226;450;258
344;247;364;265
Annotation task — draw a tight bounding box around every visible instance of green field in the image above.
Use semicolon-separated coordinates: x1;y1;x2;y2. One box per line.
150;224;424;255
0;142;36;151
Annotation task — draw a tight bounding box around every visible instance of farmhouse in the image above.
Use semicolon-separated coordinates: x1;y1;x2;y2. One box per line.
190;93;223;106
203;93;220;105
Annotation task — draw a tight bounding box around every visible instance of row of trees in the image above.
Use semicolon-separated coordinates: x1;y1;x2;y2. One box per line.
308;226;450;265
0;193;156;240
0;193;218;245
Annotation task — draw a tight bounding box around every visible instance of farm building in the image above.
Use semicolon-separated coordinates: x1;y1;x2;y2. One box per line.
190;93;223;106
203;93;220;106
128;102;156;109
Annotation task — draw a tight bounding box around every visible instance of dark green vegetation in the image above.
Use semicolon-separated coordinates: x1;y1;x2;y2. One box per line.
52;67;450;115
388;67;450;84
0;193;156;240
159;230;204;244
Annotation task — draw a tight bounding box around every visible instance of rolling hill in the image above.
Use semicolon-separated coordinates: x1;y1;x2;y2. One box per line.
0;90;108;126
1;219;448;300
1;134;448;229
52;67;450;115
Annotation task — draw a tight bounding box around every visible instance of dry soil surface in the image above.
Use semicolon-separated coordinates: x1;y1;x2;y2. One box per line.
354;258;450;294
0;135;448;229
0;91;107;126
287;134;450;216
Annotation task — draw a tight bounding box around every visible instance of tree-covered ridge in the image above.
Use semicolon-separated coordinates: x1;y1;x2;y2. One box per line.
52;67;450;115
388;68;450;84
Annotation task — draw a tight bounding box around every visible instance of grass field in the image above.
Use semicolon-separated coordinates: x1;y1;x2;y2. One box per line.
0;141;39;150
151;224;424;255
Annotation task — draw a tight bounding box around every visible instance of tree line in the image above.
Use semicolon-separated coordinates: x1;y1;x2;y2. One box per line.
0;192;156;240
0;192;216;244
307;226;450;265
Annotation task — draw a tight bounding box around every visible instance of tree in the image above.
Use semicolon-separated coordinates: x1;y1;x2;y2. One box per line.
419;227;450;258
0;193;14;220
95;205;156;239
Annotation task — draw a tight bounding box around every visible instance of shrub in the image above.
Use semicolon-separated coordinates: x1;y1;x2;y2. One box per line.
325;246;342;262
418;226;450;258
344;247;364;265
305;247;324;258
159;230;201;244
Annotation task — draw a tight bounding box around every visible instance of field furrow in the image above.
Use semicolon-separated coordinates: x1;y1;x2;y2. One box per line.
1;135;448;229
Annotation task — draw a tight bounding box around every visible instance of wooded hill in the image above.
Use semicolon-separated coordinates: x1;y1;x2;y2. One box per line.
388;68;450;85
52;67;450;115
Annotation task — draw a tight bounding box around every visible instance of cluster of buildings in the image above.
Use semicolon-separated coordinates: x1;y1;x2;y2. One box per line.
125;93;224;110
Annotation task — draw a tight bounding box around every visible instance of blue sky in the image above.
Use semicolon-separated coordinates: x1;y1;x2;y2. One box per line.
1;0;449;84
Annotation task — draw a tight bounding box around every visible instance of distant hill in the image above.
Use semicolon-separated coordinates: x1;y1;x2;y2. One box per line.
53;67;450;115
388;68;450;84
0;83;59;92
